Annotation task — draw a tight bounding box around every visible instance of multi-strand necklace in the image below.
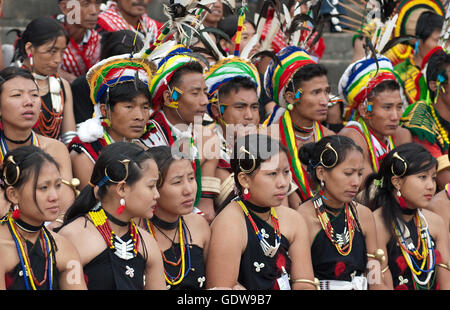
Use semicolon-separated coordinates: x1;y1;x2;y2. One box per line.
7;216;54;290
89;206;139;260
312;195;356;256
145;216;192;286
237;200;281;258
393;210;435;288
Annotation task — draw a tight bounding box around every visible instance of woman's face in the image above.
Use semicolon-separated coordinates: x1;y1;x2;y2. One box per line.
242;151;291;208
103;93;151;141
123;158;160;219
27;35;67;76
0;76;41;131
319;149;364;205
395;166;437;209
156;159;197;219
11;161;62;226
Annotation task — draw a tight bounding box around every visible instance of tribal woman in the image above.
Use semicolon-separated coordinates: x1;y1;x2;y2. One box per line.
0;67;76;224
58;142;166;290
366;143;450;289
298;135;386;290
0;146;86;290
144;146;210;290
206;133;316;290
13;17;76;142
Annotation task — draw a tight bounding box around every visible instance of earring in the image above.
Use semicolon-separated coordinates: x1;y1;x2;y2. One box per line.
12;205;20;220
397;190;407;210
28;53;33;67
116;198;126;215
242;188;251;200
320;180;325;188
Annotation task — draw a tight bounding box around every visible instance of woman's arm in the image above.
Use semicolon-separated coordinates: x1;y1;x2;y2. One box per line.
205;205;246;289
70;151;95;190
140;229;167;290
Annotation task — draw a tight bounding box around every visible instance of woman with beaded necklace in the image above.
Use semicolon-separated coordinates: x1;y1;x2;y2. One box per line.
12;16;76;142
365;143;450;290
143;146;210;290
0;146;86;290
58;142;166;290
298;135;386;290
206;133;315;290
0;67;76;225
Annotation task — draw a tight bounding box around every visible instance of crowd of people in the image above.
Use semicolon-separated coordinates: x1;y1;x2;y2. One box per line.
0;0;449;291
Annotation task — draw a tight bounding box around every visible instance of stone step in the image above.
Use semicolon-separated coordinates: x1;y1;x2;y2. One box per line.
320;58;352;95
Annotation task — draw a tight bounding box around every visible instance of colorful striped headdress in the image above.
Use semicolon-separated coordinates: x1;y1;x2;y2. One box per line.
149;43;203;110
338;56;397;120
264;45;316;108
204;56;261;117
86;54;156;106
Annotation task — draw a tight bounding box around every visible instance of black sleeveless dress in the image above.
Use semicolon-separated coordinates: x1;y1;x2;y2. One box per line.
83;230;147;290
237;205;292;290
387;216;437;290
311;208;368;283
6;238;59;290
163;244;206;290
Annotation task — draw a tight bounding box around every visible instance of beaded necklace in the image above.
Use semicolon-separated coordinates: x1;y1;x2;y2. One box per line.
430;104;450;148
88;207;139;260
7;216;54;290
0;131;40;163
312;195;356;256
145;217;192;286
237;200;281;258
392;210;435;287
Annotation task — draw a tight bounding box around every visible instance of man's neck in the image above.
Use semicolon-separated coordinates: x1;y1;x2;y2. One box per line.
118;8;140;28
163;108;189;127
363;118;389;144
105;127;129;143
66;23;87;44
290;111;314;134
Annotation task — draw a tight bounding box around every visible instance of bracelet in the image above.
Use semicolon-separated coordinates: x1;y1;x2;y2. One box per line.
438;262;450;271
61;178;81;197
367;249;385;264
381;265;389;274
291;277;320;290
201;176;221;194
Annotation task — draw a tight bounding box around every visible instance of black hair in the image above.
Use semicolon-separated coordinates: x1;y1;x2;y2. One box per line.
218;75;258;99
298;135;363;185
146;145;193;188
286;63;328;92
230;133;288;196
169;61;204;89
416;11;443;42
100;30;144;61
0;67;36;95
426;49;450;100
99;79;151;111
367;79;401;101
11;16;69;62
364;143;437;234
1;145;60;215
63;142;154;223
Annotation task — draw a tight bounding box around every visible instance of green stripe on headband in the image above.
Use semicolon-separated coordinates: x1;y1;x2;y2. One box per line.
272;57;309;104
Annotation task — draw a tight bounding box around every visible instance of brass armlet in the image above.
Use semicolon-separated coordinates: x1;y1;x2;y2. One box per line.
367;249;386;264
62;178;81;197
291;277;320;290
381;265;389;274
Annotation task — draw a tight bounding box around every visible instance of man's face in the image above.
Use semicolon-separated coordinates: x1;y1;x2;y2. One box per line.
76;0;102;29
174;72;209;124
420;30;441;59
117;0;148;17
288;75;330;122
219;87;260;127
364;89;403;138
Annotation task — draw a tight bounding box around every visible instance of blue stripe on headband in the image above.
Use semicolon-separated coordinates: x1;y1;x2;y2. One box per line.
96;175;111;188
